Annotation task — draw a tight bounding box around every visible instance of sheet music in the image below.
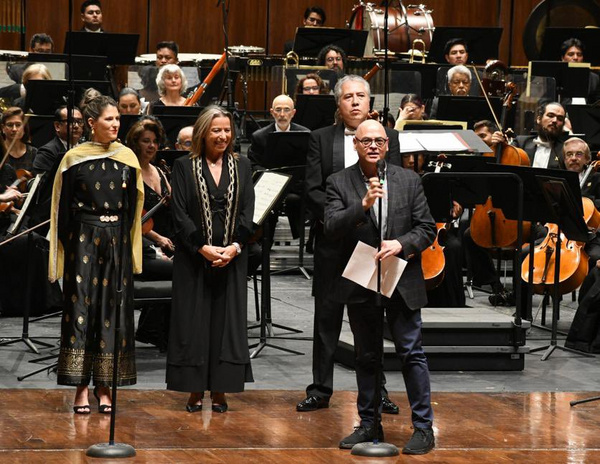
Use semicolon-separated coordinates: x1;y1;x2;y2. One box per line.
399;132;471;153
253;171;292;225
342;241;407;298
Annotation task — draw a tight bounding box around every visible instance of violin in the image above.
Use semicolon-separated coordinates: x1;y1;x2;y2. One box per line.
470;65;531;249
141;194;170;235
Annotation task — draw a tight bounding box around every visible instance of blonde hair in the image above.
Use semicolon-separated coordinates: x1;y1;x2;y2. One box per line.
22;63;52;84
190;105;236;159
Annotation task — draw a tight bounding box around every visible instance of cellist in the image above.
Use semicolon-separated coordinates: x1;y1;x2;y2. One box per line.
561;137;600;269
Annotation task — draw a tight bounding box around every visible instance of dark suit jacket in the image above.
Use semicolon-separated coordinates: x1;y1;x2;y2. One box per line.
29;136;68;228
514;135;565;169
305;123;402;297
247;122;309;172
324;163;436;309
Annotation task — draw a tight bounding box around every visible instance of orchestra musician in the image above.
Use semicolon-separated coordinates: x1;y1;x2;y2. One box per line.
117;88;143;115
317;45;346;76
398;94;427;122
283;6;326;54
326;119;436;453
1;107;37;172
48;95;144;414
513;101;567;169
444;38;469;65
147;64;189;112
559;38;600;105
175;126;193;151
294;73;329;98
298;75;400;414
80;0;104;33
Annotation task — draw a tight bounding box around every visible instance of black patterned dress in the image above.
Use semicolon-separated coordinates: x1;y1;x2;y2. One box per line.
55;152;140;387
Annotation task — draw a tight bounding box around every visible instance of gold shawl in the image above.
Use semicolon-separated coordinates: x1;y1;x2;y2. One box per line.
48;141;144;282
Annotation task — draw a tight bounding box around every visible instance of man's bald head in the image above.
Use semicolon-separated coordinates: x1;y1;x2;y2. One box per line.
270;94;296;131
176;125;194;151
355;119;386;139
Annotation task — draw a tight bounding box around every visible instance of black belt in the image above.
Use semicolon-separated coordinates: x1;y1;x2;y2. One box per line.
75;212;122;226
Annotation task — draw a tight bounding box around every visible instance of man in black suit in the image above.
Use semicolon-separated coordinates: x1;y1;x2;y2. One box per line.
297;75;401;413
513;101;567;169
248;94;309;239
30;106;83;231
326;119;436;453
560;37;600;105
563;137;600;267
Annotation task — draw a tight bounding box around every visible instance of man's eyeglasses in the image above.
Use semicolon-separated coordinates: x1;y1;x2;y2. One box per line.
356;137;388;148
179;140;192;148
273;107;292;113
326;56;343;63
564;151;586;159
59;119;84;126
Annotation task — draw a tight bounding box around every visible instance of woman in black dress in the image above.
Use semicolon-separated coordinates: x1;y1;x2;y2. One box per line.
167;105;254;413
1;107;37;172
48;95;144;414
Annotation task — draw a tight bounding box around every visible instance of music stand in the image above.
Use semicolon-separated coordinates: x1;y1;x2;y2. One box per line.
540;27;600;66
263;131;311;279
566;105;600;151
293;94;336;131
427;27;503;64
529;61;590;99
28;53;108;81
292;27;368;57
390;62;440;100
25;80;113;115
436;96;503;129
64;32;139;65
249;171;307;359
491;164;594;360
151;107;203;148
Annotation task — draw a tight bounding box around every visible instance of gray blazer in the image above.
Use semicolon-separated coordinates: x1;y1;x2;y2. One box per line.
324;162;436;309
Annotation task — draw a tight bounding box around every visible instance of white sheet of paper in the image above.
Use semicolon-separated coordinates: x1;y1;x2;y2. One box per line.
342;241;407;298
417;132;469;152
398;132;426;153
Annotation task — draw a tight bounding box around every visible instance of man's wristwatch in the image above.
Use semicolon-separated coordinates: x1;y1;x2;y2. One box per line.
232;242;242;255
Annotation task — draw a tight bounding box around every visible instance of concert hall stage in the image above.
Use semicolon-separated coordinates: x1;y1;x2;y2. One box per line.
2;389;600;463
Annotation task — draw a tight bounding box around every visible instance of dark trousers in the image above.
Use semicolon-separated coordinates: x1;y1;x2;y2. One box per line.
307;294;388;400
347;299;433;429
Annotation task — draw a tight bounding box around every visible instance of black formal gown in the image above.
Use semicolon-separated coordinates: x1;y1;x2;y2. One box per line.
167;153;254;393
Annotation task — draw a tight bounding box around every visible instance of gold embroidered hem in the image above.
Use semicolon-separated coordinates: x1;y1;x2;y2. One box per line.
58;347;136;386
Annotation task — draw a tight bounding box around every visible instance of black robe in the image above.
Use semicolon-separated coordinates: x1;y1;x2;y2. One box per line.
166;153;254;393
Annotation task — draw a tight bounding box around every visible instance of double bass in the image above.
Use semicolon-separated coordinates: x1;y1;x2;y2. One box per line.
470;63;531;250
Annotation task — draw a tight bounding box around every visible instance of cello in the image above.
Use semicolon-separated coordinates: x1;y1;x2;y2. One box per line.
470;63;531;249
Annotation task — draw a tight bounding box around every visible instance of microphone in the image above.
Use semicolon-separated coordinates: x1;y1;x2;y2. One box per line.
376;159;386;185
121;166;129;189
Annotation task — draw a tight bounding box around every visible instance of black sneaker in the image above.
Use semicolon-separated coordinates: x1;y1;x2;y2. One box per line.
402;427;435;455
488;290;515;307
339;425;384;449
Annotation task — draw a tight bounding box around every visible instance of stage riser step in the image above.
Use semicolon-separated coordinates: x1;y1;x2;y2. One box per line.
384;327;527;346
335;342;526;371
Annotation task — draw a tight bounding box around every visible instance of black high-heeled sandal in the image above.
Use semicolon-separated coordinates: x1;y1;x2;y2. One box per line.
93;387;112;414
73;405;91;415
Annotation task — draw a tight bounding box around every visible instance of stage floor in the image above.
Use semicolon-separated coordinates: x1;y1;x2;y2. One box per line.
2;389;600;463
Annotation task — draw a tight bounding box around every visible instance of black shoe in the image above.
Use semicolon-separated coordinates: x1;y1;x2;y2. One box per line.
402;427;435;455
296;395;329;412
339;425;384;449
186;403;202;413
489;290;515;307
381;396;399;415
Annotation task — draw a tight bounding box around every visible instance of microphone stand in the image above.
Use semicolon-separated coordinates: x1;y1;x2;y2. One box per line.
86;167;136;458
352;161;399;457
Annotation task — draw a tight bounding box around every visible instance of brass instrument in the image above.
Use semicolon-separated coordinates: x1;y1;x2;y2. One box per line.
408;39;427;64
283;51;328;95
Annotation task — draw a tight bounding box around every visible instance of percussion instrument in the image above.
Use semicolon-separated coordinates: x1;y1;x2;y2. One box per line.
228;46;265;56
348;2;434;56
135;53;222;65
